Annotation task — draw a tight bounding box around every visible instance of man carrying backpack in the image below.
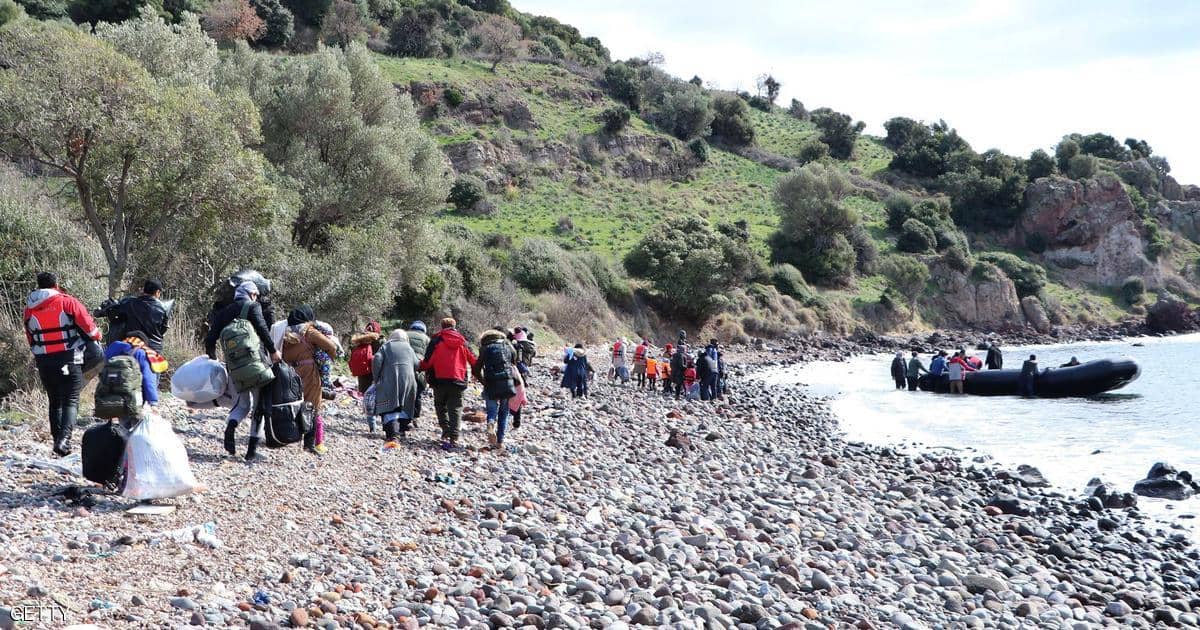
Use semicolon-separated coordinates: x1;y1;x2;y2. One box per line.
670;344;688;400
94;278;171;353
205;281;280;458
473;329;516;450
24;272;102;456
98;331;162;427
406;321;430;423
418;318;477;451
698;339;721;401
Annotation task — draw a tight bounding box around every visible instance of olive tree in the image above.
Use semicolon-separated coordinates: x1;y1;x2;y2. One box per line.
770;163;860;286
0;20;272;297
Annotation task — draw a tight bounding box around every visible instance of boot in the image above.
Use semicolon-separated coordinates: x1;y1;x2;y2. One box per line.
47;408;61;448
244;437;260;462
223;421;237;456
383;421;396;442
54;406;77;456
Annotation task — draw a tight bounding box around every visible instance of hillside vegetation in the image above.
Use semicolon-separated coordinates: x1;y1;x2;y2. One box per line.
1;0;1199;377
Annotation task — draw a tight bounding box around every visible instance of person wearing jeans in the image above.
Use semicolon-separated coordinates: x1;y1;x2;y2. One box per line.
23;272;102;456
484;397;511;448
419;318;477;450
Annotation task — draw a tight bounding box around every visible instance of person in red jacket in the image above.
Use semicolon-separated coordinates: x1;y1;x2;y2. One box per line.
418;318;477;450
23;272;101;456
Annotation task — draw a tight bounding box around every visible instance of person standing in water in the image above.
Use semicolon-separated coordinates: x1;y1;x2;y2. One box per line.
1019;354;1039;397
890;352;906;389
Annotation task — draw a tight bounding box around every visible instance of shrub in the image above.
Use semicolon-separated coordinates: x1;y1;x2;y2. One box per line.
1143;217;1170;261
1;0;23;24
788;98;808;120
1025;233;1048;254
796;138;829;165
539;34;566;58
941;244;972;272
603;62;640;110
687;137;709;163
849;225;878;275
810;107;865;160
770;163;858;286
581;252;633;306
511;238;572;293
443;86;464;107
388;6;443;57
465;198;497;217
888;119;976;178
1121;276;1146;305
746;95;771;112
656;86;713;140
710;93;755;146
939;165;1027;231
1067;154;1098;180
977;251;1047;297
897;218;936;253
600;105;630;134
770;263;809;300
448;175;486;211
554;215;575;235
1055;139;1080;173
1026;148;1055;180
886;194;964;251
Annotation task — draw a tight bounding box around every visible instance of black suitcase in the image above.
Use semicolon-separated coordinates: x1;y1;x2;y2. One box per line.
81;420;129;486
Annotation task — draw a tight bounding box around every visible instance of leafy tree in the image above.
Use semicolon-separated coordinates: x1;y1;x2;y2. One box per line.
1067;154;1098;179
202;0;266;43
688;74;702;86
471;13;519;72
599;105;630;134
624;216;758;319
250;0;293;47
447;175;485;211
12;0;66;20
95;8;218;86
282;0;329;26
70;0;162;25
760;74;781;105
770;163;859;286
162;0;206;20
887;118;975;178
1;0;23;24
1055;138;1079;172
897;218;936;253
1076;132;1128;160
810;107;864;160
687;137;708;162
220;42;448;249
1026;148;1055;180
883;116;920;150
388;5;441;57
1125;137;1152;160
710;92;754;145
880;254;930;307
319;0;373;47
655;85;713;140
1149;155;1171;176
0;20;272;296
787;98;807;120
796;138;828;165
460;0;509;14
603;62;639;110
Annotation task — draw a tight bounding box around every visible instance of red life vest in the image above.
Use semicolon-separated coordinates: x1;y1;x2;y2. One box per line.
612;341;623;359
23;289;99;357
634;343;647;361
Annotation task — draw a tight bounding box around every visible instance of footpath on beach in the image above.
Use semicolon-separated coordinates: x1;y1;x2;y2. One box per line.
1;345;1199;629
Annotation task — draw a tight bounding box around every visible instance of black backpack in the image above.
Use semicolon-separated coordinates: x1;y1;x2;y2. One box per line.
82;420;129;487
480;342;515;400
260;362;307;447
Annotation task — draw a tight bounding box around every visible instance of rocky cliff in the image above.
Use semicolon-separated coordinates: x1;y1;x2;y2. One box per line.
1021;174;1163;287
926;261;1024;328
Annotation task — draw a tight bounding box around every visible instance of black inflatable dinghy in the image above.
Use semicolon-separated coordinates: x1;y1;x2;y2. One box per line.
918;358;1139;398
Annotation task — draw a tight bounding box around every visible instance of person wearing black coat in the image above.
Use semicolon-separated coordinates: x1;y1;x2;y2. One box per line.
1018;354;1038;397
890;352;906;389
204;281;281;458
985;341;1003;370
95;278;171;353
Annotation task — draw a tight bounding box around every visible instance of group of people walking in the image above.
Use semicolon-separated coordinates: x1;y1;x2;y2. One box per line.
560;332;727;402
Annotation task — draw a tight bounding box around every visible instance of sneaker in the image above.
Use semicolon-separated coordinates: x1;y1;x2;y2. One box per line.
313;444;328;455
440;440;454;451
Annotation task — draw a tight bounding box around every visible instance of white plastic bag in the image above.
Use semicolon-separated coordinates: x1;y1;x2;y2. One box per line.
171;356;228;403
123;412;200;500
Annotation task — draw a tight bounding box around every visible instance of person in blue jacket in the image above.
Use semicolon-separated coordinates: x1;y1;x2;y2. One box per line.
928;350;948;378
103;330;159;412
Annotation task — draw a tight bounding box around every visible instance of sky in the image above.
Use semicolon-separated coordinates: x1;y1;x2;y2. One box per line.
514;0;1200;183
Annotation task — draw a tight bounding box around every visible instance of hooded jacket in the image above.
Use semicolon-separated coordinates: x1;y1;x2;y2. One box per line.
419;328;477;387
562;348;591;389
372;333;418;417
104;340;159;405
24;289;101;359
890;355;906;380
100;295;169;353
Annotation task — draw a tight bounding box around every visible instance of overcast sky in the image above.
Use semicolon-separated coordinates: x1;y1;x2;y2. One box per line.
515;0;1200;183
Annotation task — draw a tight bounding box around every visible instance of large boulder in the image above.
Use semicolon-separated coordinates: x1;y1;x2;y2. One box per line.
927;261;1023;328
1145;291;1198;333
1021;174;1162;287
1020;296;1051;333
1133;462;1200;500
1156;200;1200;244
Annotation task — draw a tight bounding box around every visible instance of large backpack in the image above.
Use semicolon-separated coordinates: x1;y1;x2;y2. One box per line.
94;355;143;420
220;302;273;392
81;420;129;487
349;344;374;377
261;362;307;447
480;342;516;400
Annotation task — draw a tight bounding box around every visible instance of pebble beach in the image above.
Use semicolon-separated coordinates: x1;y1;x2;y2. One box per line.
1;341;1199;629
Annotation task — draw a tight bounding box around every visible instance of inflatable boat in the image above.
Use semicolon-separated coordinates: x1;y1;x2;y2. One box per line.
917;358;1140;398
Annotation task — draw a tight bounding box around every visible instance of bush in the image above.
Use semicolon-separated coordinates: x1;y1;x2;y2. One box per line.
448;175;486;211
810;107;865;160
1027;148;1055;180
770;263;809;300
1;0;24;24
746;94;771;112
940;244;972;272
977;251;1047;297
1055;139;1080;173
1143;217;1170;261
554;215;575;235
770;163;859;286
687;137;709;163
939;165;1027;231
603;62;640;110
656;86;713;140
600;105;630;134
796;138;829;165
710;93;755;146
1025;233;1048;254
443;86;464;107
251;0;295;47
897;218;936;253
849;225;878;275
788;98;807;120
511;238;572;293
1067;154;1098;180
880;254;930;306
387;6;443;57
1121;276;1146;305
885;194;964;251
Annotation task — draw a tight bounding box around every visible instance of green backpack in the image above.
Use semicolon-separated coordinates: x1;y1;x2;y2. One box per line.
94;355;143;419
220;302;274;392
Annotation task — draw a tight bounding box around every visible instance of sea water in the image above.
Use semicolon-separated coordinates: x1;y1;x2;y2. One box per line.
761;333;1200;533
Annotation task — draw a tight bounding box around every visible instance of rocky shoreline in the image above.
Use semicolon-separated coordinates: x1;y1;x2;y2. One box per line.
1;340;1198;629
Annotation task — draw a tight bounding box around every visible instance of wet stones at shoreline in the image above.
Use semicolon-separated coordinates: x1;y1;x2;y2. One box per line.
1134;462;1200;501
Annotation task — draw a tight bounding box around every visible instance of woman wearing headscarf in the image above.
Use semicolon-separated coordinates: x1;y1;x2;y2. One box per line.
371;329;419;441
280;305;339;454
